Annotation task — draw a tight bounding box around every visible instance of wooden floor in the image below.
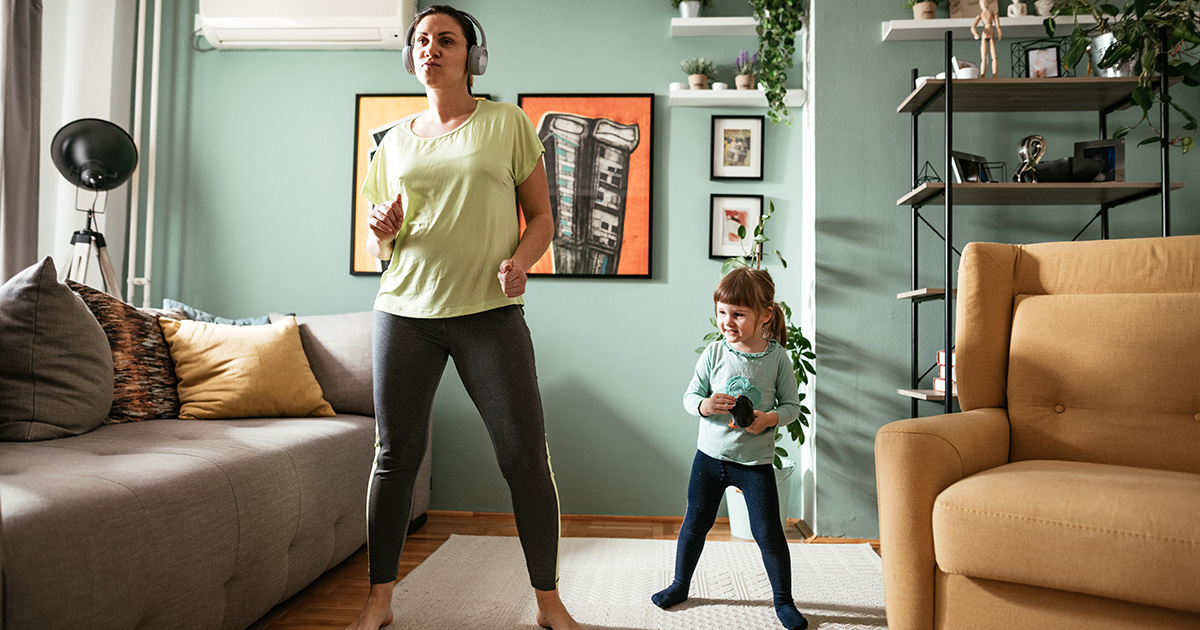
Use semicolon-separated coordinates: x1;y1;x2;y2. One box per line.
247;510;880;630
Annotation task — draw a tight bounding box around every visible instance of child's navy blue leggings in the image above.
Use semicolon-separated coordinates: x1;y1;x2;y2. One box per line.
671;450;794;602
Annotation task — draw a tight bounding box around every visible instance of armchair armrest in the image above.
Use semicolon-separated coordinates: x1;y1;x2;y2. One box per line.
874;407;1011;630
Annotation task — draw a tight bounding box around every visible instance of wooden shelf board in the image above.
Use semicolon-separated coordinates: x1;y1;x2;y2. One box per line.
897;288;958;301
897;181;1184;207
894;77;1187;113
898;388;957;401
670;16;758;37
668;88;806;108
881;15;1095;42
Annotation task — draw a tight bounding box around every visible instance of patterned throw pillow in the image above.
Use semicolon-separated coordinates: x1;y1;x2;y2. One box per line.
67;281;181;423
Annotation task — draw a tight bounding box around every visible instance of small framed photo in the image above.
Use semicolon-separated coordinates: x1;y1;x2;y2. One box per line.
950;151;991;183
710;194;763;259
1027;46;1060;78
711;115;764;181
1074;138;1125;182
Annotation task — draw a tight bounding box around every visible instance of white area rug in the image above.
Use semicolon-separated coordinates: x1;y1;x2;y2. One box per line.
387;534;886;629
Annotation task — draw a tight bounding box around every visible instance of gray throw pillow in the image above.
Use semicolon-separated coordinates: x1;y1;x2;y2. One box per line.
0;257;113;440
270;311;374;416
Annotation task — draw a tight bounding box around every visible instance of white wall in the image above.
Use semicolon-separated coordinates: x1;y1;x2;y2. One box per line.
38;0;137;290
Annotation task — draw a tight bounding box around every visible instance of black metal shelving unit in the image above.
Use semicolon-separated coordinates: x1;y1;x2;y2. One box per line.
898;31;1181;417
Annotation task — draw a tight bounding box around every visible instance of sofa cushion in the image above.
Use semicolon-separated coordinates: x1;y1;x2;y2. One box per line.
933;460;1200;613
270;311;374;416
163;297;270;325
67;280;181;423
159;316;335;419
1007;292;1200;474
0;257;112;440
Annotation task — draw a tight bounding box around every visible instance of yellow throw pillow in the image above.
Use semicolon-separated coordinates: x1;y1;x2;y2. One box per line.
159;316;335;420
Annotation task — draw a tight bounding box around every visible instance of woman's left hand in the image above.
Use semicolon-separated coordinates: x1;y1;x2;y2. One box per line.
745;411;779;435
498;259;527;297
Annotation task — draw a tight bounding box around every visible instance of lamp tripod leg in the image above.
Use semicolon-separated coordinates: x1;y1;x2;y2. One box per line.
63;230;123;300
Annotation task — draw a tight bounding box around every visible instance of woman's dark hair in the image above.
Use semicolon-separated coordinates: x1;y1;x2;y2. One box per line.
409;5;478;92
714;267;787;345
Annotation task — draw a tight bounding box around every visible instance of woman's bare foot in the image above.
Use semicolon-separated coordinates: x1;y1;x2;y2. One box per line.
534;588;584;630
344;582;395;630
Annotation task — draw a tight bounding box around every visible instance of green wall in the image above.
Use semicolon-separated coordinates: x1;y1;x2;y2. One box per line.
146;0;1199;538
150;1;814;525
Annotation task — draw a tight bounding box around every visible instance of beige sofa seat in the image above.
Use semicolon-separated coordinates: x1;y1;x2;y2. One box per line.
876;235;1200;630
934;460;1200;613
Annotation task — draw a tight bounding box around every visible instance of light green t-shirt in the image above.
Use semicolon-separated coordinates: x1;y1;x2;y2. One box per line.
682;339;802;466
360;99;545;318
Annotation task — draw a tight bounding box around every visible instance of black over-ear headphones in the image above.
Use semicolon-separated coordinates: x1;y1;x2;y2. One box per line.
403;10;489;76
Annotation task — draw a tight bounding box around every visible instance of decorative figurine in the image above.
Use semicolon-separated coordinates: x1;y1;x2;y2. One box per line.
1007;0;1028;16
971;0;1003;78
1014;135;1046;183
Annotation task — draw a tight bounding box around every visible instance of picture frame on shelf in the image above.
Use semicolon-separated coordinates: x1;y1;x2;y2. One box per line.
518;93;654;278
950;151;991;183
711;115;764;181
1010;38;1074;78
709;194;763;260
1074;138;1125;182
949;0;999;18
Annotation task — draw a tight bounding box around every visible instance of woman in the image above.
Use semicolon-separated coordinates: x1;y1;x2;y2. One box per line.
346;6;581;630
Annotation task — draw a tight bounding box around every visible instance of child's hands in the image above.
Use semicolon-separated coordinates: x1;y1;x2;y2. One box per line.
700;393;736;417
744;411;779;435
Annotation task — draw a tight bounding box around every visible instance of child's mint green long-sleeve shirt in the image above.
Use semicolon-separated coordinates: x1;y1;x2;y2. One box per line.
683;339;802;466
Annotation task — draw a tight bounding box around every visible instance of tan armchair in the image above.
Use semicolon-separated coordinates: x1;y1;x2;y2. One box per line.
876;235;1200;630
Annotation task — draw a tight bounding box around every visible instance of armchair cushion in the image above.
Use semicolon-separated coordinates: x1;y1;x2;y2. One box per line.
934;460;1200;613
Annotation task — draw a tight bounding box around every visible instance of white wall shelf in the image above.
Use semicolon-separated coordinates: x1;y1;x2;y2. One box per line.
668;88;805;108
881;14;1095;41
670;16;758;37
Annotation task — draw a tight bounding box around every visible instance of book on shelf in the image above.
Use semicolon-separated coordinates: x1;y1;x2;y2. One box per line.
937;350;955;366
938;364;956;380
933;377;958;395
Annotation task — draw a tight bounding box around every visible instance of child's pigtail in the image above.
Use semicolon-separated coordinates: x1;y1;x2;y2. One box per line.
764;302;788;345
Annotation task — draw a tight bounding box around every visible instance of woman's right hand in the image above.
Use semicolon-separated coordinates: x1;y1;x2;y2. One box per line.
700;393;736;417
368;192;404;241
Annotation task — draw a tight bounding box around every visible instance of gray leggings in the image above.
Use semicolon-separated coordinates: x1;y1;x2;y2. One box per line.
369;305;561;590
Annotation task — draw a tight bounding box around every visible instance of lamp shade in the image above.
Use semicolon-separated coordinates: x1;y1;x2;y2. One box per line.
50;118;138;191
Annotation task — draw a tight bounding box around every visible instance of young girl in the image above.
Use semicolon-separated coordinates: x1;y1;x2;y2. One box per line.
652;267;808;630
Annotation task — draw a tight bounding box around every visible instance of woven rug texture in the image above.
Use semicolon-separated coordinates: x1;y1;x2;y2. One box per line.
387;534;886;629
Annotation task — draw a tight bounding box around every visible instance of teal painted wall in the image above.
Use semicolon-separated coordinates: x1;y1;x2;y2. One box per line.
150;1;813;523
810;0;1200;536
146;0;1200;538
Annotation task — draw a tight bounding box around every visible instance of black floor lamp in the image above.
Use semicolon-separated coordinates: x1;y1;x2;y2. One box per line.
50;118;138;299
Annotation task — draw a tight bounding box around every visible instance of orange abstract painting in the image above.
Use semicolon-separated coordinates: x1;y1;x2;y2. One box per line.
518;94;654;278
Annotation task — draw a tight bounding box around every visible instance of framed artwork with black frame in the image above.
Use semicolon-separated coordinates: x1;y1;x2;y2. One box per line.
710;115;764;181
1074;138;1125;182
518;93;654;278
349;92;490;276
709;194;763;259
950;151;991;183
1010;38;1074;78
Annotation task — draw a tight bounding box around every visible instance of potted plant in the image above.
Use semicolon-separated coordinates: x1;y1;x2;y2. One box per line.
1046;0;1200;153
905;0;945;19
734;49;760;89
681;57;717;89
671;0;712;18
748;0;806;125
699;199;816;538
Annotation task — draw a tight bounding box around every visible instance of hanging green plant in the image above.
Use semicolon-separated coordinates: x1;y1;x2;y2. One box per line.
748;0;807;125
1046;0;1200;153
698;200;816;469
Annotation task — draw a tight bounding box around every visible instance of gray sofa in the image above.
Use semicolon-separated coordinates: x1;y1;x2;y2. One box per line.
0;260;430;630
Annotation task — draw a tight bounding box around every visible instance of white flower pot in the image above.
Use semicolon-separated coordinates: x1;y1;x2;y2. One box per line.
725;457;795;540
679;1;702;19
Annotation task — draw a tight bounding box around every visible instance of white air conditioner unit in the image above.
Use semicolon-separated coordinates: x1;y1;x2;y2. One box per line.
197;0;415;50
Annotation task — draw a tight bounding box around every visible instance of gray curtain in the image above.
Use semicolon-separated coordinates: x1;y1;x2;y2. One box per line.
0;0;41;283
